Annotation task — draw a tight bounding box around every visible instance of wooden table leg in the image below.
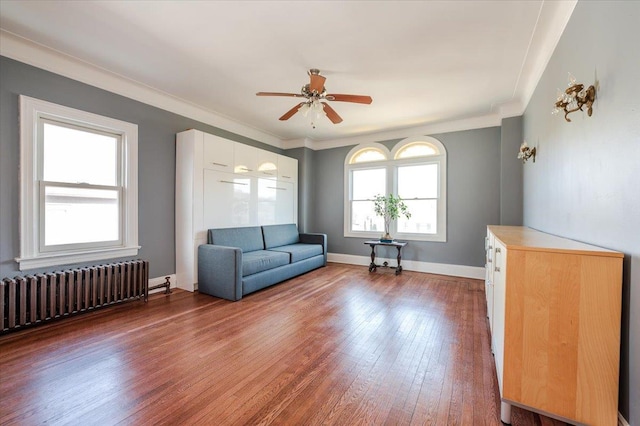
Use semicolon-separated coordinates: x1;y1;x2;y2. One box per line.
368;244;377;272
395;245;403;275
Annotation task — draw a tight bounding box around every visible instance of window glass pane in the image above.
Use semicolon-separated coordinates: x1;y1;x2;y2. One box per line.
44;185;119;246
352;168;386;200
351;200;385;232
351;148;386;164
395;142;438;159
43;122;118;186
397;199;437;234
397;164;438;199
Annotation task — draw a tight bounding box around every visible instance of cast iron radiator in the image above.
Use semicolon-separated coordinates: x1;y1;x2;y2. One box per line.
0;259;149;334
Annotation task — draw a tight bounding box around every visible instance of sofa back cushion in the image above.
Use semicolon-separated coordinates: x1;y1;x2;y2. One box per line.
262;224;299;249
208;226;264;252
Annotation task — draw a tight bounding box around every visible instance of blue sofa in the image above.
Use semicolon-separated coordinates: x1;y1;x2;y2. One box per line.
197;224;327;301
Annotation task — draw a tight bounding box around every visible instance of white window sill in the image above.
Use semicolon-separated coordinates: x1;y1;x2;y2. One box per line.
16;246;141;271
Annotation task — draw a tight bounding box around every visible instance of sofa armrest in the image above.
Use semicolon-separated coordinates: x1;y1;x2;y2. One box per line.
198;244;243;301
299;233;328;265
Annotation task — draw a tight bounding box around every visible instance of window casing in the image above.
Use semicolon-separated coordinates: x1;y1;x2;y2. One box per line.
18;95;139;270
344;137;447;242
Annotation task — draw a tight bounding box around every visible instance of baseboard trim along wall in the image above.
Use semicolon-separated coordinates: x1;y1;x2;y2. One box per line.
619;412;629;426
327;253;485;280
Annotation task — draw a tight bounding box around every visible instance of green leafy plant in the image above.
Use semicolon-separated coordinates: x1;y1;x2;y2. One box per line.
373;194;411;240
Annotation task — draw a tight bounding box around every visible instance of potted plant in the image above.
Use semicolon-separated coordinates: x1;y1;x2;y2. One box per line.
373;194;411;242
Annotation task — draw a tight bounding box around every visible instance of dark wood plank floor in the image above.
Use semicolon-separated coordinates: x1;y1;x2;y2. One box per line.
0;263;569;425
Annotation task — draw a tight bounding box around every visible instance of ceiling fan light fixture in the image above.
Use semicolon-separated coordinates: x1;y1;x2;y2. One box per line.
258;69;371;126
298;102;311;117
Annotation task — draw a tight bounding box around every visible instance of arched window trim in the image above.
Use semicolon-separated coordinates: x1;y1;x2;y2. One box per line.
344;136;447;242
390;135;445;159
345;142;390;165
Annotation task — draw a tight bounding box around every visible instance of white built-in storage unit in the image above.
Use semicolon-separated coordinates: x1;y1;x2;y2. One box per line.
175;129;298;291
485;226;623;426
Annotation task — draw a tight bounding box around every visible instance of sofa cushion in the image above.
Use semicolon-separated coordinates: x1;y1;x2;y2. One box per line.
241;250;290;277
209;226;264;253
268;243;323;263
262;224;300;249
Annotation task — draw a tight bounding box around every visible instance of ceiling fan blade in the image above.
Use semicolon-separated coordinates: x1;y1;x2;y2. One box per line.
257;92;304;97
309;74;326;93
325;94;373;104
279;102;305;121
321;102;343;124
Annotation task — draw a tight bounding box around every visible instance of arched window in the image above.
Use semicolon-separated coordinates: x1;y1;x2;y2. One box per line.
394;141;439;159
344;137;447;242
349;147;388;164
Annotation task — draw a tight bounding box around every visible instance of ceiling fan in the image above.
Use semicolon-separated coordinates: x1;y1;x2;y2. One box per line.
256;69;373;125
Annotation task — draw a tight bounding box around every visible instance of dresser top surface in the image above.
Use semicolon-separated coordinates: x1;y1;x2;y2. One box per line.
488;226;623;258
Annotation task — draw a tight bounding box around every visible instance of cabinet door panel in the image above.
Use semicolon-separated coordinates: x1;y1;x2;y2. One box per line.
492;239;507;394
256;179;294;225
203;170;253;229
234;143;258;175
277;154;297;182
203;133;234;172
257;150;278;180
274;181;294;224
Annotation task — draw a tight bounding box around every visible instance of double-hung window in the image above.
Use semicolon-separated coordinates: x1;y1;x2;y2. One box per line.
18;96;139;270
344;137;447;242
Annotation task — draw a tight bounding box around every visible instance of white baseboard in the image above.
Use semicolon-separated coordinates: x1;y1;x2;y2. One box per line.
619;412;629;426
327;253;485;280
148;274;177;294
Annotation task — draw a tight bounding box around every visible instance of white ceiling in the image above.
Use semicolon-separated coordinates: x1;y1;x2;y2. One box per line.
0;1;576;146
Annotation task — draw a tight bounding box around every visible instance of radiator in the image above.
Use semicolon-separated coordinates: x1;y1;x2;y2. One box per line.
1;259;148;334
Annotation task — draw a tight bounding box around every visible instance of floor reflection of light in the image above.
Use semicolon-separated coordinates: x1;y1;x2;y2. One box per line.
29;342;131;423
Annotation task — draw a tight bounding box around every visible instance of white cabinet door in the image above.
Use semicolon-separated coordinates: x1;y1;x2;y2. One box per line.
257;178;277;225
257;150;278;180
277;154;297;182
256;179;294;225
492;239;507;395
485;229;495;335
274;181;295;224
203;133;234;172
234;143;258;175
203;170;253;229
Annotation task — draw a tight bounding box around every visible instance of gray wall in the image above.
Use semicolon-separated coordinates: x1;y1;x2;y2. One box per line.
0;56;282;279
283;147;316;233
522;1;640;421
311;127;502;267
500;116;523;225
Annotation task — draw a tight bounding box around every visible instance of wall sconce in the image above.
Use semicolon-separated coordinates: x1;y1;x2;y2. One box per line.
552;73;596;122
517;141;536;163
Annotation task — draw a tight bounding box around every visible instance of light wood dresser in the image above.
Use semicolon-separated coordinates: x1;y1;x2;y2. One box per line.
485;226;623;425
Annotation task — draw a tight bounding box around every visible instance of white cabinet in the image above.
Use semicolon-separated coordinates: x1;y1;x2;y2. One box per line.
277;154;297;182
203;133;233;172
234;143;258;175
203;170;252;229
176;129;298;291
491;239;507;398
257;150;278;179
484;230;495;336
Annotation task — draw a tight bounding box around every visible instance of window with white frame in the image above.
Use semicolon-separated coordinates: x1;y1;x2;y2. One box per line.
344;137;447;242
17;95;139;270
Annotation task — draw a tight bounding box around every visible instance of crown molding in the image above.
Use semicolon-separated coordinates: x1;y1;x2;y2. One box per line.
282;113;503;151
0;30;284;148
514;0;577;112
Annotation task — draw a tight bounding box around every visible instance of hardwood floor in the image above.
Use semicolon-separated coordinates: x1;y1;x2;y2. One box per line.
0;263;569;425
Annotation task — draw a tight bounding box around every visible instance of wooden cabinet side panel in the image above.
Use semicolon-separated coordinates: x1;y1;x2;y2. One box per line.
504;251;581;420
502;249;525;402
503;249;622;425
576;256;623;426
